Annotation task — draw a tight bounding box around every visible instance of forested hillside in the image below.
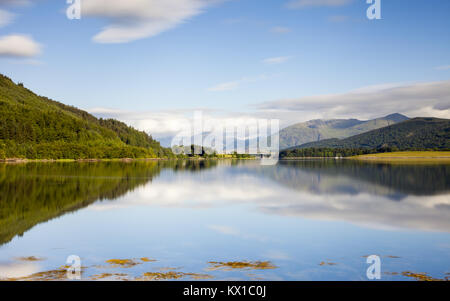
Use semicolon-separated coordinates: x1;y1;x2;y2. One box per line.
0;74;173;159
280;118;450;158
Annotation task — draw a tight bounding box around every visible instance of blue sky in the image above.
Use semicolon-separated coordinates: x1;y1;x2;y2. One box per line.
0;0;449;137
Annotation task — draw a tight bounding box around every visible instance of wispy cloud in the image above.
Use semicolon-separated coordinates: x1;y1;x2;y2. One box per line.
208;74;271;92
0;0;31;27
286;0;353;9
90;80;450;139
435;65;450;70
89;108;195;138
81;0;224;44
0;9;14;27
0;34;41;58
270;26;291;34
88;107;274;140
262;56;292;65
5;58;43;66
207;81;239;92
256;80;450;121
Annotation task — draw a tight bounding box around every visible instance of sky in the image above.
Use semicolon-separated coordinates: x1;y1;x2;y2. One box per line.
0;0;449;138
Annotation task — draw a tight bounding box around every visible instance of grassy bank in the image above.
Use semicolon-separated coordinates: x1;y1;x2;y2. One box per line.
351;151;450;163
0;158;166;164
0;156;258;164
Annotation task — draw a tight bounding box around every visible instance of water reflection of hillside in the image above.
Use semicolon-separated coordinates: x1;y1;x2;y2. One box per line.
2;159;449;246
0;160;218;246
252;160;450;199
83;160;450;232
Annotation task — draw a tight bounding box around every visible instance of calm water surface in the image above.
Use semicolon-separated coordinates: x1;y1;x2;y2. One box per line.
0;160;449;281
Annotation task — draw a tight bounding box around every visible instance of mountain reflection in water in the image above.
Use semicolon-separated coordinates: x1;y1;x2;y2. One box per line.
0;159;449;248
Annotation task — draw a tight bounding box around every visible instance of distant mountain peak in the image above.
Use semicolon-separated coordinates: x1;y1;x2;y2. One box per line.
383;113;409;122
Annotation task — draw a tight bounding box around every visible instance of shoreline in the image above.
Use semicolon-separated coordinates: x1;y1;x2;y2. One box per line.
0;157;257;164
280;157;347;160
281;151;450;161
0;158;168;164
3;152;450;164
280;156;450;160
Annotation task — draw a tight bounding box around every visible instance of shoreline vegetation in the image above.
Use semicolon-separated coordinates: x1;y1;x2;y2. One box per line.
351;151;450;164
3;151;450;164
0;154;256;164
280;151;450;163
353;151;450;159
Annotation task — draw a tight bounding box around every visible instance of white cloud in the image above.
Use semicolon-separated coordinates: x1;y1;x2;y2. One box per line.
286;0;353;9
89;107;132;115
262;56;292;65
88;173;276;211
81;0;222;43
270;26;291;34
435;65;450;70
89;80;450;141
256;80;450;122
0;34;41;57
0;9;14;27
89;108;217;139
208;74;271;92
88;107;268;141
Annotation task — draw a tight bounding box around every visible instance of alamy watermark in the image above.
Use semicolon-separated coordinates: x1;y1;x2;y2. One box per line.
367;0;382;20
170;111;280;165
66;0;81;20
66;255;81;280
366;255;381;280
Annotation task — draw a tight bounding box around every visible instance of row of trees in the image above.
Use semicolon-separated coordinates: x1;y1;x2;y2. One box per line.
171;145;254;159
280;147;404;158
0;140;162;160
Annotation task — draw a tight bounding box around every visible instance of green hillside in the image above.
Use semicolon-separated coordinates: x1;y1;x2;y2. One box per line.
281;118;450;157
278;113;409;149
0;74;174;159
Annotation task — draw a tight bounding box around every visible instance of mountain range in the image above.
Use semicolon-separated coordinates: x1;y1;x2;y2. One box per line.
285;117;450;151
278;113;409;149
169;113;410;152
